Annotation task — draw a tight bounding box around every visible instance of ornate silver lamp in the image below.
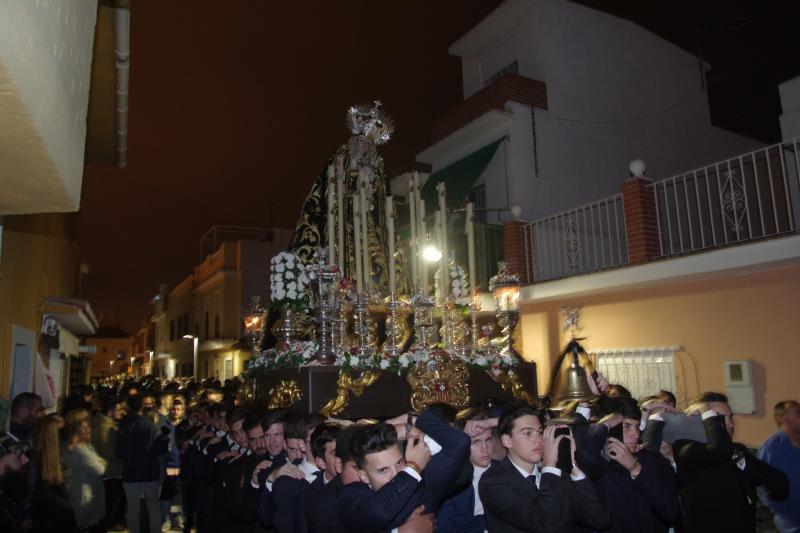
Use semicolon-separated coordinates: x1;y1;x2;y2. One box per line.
489;261;521;358
243;296;266;352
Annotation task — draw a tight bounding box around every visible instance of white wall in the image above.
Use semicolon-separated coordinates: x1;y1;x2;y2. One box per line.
779;75;800;140
0;0;98;215
446;0;762;222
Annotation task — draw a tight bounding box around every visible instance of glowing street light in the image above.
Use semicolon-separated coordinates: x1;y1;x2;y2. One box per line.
184;334;199;380
421;243;442;263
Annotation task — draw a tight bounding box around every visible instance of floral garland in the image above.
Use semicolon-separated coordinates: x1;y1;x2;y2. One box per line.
435;261;470;306
337;345;518;375
269;252;309;311
244;341;318;378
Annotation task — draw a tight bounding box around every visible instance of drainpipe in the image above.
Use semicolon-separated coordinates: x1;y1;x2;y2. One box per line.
114;1;130;168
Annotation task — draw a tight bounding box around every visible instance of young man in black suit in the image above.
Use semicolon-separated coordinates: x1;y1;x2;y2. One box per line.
478;405;610;533
336;407;470;532
674;392;788;533
437;408;497;532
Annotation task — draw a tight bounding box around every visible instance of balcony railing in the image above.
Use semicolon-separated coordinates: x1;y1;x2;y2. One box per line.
450;223;505;291
523;195;628;282
652;139;800;257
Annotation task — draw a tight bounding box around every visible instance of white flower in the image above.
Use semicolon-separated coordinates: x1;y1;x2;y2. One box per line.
475;356;488;366
349;356;360;367
379;359;390;369
287;290;297;300
285;270;294;279
276;289;286;300
275;263;285;273
274;281;284;291
287;281;296;291
399;355;410;367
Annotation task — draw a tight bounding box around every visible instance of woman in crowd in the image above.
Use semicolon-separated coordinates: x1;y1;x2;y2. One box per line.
65;411;108;533
31;414;77;533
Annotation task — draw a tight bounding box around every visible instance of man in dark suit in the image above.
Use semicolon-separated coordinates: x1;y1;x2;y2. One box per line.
336;407;470;532
478;405;610;533
437;408;497;532
674;392;788;533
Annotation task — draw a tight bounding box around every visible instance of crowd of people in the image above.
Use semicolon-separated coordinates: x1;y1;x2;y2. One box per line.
0;374;798;533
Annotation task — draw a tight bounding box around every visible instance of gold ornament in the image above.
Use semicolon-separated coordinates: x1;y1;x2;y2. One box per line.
406;352;470;411
266;380;303;409
489;368;536;405
319;371;380;417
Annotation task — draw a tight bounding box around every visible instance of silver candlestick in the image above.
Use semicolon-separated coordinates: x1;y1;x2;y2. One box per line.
383;292;401;357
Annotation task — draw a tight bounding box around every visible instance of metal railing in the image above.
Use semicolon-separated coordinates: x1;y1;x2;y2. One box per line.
524;195;628;282
451;223;505;290
652;139;800;257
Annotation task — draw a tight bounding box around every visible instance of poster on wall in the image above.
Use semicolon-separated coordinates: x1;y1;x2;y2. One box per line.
34;351;56;409
39;314;60;352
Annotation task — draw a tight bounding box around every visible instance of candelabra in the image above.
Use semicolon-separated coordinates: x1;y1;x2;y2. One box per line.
307;249;340;364
354;292;373;357
383;292;402;357
489;261;521;358
412;293;435;350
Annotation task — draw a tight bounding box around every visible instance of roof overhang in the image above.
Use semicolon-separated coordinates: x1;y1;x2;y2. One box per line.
449;0;533;58
417;109;511;171
42;297;100;336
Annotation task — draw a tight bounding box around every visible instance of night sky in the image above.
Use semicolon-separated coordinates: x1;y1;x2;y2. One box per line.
76;1;800;334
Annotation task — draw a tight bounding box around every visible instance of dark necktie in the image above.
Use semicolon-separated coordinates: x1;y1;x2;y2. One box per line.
527;474;538;490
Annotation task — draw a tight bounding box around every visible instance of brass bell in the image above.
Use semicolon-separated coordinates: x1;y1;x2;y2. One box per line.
548;340;599;406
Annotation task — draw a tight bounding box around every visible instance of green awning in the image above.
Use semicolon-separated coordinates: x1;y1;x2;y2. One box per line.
420;139;503;211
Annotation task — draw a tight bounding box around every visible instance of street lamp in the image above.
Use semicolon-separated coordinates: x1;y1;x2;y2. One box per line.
183;334;199;380
489;261;521;358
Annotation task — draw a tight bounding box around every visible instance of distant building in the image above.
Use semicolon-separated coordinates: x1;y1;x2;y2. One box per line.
150;227;292;380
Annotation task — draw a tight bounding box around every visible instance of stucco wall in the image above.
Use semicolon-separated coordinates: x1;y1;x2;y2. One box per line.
519;263;800;448
0;0;98;214
451;0;761;222
0;214;78;397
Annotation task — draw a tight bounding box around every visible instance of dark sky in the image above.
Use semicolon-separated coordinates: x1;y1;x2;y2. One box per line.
77;1;800;334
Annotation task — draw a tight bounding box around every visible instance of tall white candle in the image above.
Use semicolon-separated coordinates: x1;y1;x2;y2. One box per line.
386;196;396;295
437;183;449;302
326;164;336;266
466;202;477;302
408;176;418;292
418;198;427;295
335;156;345;272
434;209;444;304
353;197;363;293
359;170;370;294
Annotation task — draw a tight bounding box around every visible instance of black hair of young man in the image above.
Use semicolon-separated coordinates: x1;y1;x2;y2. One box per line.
349;423;397;468
335;425;360;462
310;423;342;460
497;405;542;437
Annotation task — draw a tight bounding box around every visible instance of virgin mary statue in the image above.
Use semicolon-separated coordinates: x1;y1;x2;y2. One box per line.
288;102;407;296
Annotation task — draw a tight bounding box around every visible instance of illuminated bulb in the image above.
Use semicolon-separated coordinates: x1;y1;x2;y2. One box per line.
421;244;442;262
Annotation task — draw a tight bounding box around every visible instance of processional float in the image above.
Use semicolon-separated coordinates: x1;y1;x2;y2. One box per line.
243;102;540;416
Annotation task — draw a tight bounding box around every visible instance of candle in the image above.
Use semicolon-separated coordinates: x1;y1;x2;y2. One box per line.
408;175;418;291
466;202;477;302
359;170;370;294
386;196;396;295
326;164;336;266
335;156;345;272
434;209;444;304
437;183;449;302
353;197;363;293
418;198;427;295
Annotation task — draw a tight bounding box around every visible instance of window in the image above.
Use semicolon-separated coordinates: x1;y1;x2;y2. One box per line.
469;184;487;224
204;312;209;340
484;60;519;87
169;320;175;342
590;347;679;400
214;316;220;339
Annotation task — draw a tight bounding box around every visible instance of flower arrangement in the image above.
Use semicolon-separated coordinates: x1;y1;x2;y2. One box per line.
435;261;470;306
244;341;318;378
336;345;518;375
269;252;309;311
